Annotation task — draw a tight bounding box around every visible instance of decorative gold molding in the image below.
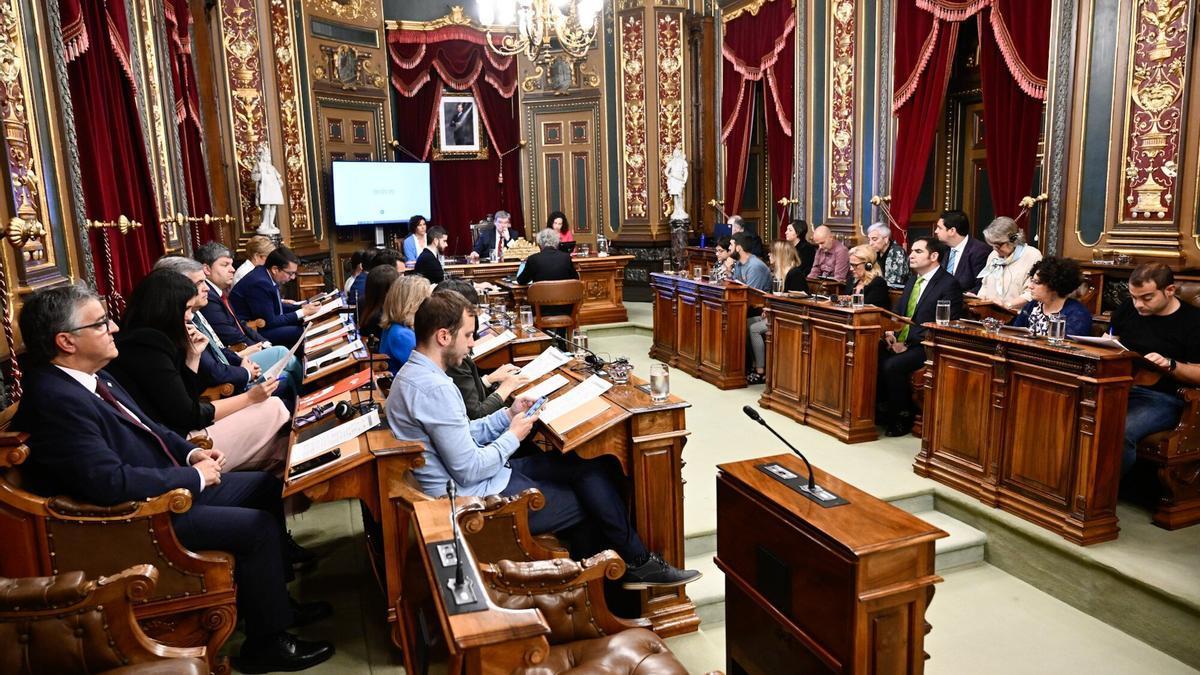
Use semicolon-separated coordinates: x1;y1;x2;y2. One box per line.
309;0;379;23
0;3;41;226
314;44;386;90
270;0;313;240
385;5;500;32
218;0;269;230
618;13;648;221
134;0;176;216
721;0;794;25
655;10;684;218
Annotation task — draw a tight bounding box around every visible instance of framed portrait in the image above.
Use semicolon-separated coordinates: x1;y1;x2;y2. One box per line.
434;91;489;160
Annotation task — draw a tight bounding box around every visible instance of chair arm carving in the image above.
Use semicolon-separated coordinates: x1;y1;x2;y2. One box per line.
44;488;193;520
0;432;29;469
1172;386;1200;452
200;383;234;402
246;319;266;330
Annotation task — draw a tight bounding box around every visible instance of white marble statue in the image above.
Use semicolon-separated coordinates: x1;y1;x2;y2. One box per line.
665;146;689;221
252;144;283;235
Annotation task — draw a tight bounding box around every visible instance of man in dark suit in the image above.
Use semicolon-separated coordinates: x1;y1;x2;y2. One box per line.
728;215;765;259
412;225;447;284
878;236;964;436
934;209;989;293
229;245;317;349
470;210;515;262
196;242;269;346
517;228;580;321
11;285;333;672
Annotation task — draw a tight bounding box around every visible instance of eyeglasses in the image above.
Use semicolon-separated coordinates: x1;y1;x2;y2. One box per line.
67;316;113;334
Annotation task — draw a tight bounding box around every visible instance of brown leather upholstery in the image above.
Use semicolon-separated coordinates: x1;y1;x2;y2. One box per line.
527;280;585;333
0;565;208;675
461;489;569;563
1176;280;1200;309
481;553;690;675
0;423;236;674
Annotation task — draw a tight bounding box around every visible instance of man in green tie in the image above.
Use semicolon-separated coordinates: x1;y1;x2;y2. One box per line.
879;236;963;436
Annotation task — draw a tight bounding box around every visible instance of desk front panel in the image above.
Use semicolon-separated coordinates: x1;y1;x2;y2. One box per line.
675;283;702;375
650;275;677;363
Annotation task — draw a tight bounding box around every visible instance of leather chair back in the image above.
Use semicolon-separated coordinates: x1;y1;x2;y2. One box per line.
527;280;585;332
1176;280;1200;309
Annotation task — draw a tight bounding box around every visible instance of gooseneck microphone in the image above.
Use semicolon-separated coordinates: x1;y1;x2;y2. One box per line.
555;332;606;372
742;405;839;502
447;480;465;588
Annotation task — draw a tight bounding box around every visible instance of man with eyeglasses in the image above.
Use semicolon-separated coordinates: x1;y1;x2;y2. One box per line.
229;245;318;349
11;285;334;672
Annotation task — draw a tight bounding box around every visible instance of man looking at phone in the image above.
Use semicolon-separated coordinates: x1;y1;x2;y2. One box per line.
385;291;700;589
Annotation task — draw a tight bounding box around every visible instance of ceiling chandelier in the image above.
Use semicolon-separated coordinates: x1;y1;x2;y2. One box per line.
478;0;603;62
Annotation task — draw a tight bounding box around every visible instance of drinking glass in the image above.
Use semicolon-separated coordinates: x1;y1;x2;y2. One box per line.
650;364;670;402
609;361;631;385
492;303;508;327
519;305;534;333
571;329;589;360
851;293;865;308
773;277;784;294
488;250;498;264
936;300;951;325
1047;315;1067;345
692;266;703;280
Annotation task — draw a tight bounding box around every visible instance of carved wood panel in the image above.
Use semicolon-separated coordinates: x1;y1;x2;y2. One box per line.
807;324;848;417
930;356;994;477
1002;371;1079;507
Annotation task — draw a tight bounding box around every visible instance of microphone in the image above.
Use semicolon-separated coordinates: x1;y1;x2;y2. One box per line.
742;405;840;502
555;332;606;372
447;480;465;588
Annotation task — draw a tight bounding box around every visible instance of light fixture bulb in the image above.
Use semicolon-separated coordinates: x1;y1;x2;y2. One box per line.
478;0;496;25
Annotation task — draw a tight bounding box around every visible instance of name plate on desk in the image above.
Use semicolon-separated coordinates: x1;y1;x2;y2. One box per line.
425;540;489;615
756;462;848;508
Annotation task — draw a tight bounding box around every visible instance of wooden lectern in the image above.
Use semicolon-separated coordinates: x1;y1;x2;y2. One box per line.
717;454;946;674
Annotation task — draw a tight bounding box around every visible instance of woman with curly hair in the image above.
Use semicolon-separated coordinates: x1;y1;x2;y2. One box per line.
1011;256;1092;336
546;210;575;244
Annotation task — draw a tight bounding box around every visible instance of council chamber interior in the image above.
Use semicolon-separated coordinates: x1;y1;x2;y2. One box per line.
0;0;1197;674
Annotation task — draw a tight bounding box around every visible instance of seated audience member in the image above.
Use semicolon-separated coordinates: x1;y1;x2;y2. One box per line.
709;236;734;283
785;219;817;279
1111;263;1200;475
730;232;772;293
470;210;515;262
809;225;850;282
846;245;891;308
412;226;448;284
189;246;303;397
728;215;765;258
976;216;1042;311
11;285;333;672
747;242;807;384
866;222;910;288
402;215;429;262
349;249;402;307
435;278;530;420
233;234;276;287
517;228;579;286
1010;257;1091;337
879;236;963;436
358;264;400;343
229;245;318;349
342;250;368;295
934;209;989;293
385;291;700;588
108;269;290;471
547;210;575;244
379;275;433;374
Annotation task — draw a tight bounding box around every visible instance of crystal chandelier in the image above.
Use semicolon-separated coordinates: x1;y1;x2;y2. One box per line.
478;0;603;62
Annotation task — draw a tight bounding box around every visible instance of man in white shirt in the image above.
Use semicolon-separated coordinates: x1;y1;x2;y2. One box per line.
933;209;989;293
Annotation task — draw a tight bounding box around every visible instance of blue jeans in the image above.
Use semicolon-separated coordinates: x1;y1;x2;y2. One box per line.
246;346;303;397
1123;386;1185;475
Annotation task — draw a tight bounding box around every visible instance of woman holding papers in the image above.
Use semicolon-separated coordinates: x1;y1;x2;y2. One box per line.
379;275;432;374
1010;257;1092;337
107;270;292;472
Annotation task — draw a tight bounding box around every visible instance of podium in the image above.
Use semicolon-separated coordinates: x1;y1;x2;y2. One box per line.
649;272;750;389
717;454;945;674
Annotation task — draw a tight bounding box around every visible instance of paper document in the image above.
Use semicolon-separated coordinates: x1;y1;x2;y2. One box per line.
518;347;572;381
521;374;570;401
260;325;308;381
307;323;354;352
477;312;491;325
1069;334;1128;350
304;296;347;322
539;375;612;425
308;315;349;337
291;409;379;465
306;338;364;372
472;330;515;358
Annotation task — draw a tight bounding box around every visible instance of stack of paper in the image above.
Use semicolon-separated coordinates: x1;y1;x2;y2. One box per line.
305;296;347;322
472;330;515;357
1069;334;1127;350
518;347;572;381
539;375;612;429
520;374;570;400
306;338;364;373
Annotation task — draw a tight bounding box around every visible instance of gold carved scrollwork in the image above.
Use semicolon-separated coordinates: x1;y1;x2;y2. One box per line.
309;0;379;23
6;217;45;248
385;5;475;32
135;0;175;215
722;0;794;24
0;0;41;224
219;0;269;227
618;14;648;220
316;45;385;91
656;12;684;218
269;0;311;235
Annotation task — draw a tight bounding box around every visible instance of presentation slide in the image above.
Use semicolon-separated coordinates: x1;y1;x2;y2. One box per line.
332;161;431;226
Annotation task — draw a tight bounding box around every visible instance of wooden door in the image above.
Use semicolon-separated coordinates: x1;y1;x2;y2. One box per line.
534;113;599;242
959;102;993;236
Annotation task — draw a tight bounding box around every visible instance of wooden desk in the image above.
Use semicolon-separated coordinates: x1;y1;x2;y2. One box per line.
717;454;945;674
916;322;1136;545
806;276;845;297
472;324;554;371
684;245;717;274
526;364;699;637
444;254;632;325
963;296;1019;323
649;272;749;389
758;295;886;443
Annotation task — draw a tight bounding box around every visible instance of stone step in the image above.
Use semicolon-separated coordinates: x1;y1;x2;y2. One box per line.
912;510;988;573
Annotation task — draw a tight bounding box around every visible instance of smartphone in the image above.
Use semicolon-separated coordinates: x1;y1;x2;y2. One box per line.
525;397;547;418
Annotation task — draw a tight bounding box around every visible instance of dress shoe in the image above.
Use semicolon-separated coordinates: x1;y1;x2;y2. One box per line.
235;631;334;673
621;552;702;590
286;531;318;570
290;597;333;628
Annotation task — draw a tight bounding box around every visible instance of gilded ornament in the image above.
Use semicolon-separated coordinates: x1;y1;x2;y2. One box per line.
219;0;269;226
619;13;648;219
310;0;379;22
6;216;44;248
269;0;311;234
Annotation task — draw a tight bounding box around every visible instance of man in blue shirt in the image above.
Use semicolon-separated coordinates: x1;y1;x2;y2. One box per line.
730;232;773;292
385;292;700;590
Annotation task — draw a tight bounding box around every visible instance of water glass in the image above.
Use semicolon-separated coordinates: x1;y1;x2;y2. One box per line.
519;305;534;332
492;303;508;327
773;277;784;294
650;364;670;402
692;266;703;280
851;293;865;308
936;300;951;325
1047;315;1067;345
571;329;589;360
609;361;631;385
488;250;498;264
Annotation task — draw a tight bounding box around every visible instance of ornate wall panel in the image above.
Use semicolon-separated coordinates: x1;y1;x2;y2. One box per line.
131;0;185;224
825;0;857;222
270;0;315;248
217;0;269;234
617;10;649;223
655;10;685;219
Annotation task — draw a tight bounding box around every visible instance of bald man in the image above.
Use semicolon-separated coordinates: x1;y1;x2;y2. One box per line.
809;225;850;282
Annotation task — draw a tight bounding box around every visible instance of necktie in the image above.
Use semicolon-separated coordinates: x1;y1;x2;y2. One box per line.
897;276;926;343
219;293;249;339
495;234;504;262
94;380;180;467
947;248;959;274
192;317;228;365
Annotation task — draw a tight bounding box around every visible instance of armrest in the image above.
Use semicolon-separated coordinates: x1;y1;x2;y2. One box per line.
200;383;234;402
1172;387;1200;452
0;433;29;469
460;489;569;562
0;570;90;610
246;319;266;330
44;488;193;520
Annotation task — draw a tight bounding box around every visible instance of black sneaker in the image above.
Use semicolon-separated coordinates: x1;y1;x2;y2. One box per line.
621;553;702;590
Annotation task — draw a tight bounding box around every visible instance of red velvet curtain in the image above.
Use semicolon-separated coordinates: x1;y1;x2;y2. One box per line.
721;0;794;223
164;0;214;247
61;0;162;304
978;0;1050;224
387;28;523;253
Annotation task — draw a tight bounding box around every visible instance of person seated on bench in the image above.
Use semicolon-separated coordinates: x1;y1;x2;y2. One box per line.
11;285;333;673
384;291;701;590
